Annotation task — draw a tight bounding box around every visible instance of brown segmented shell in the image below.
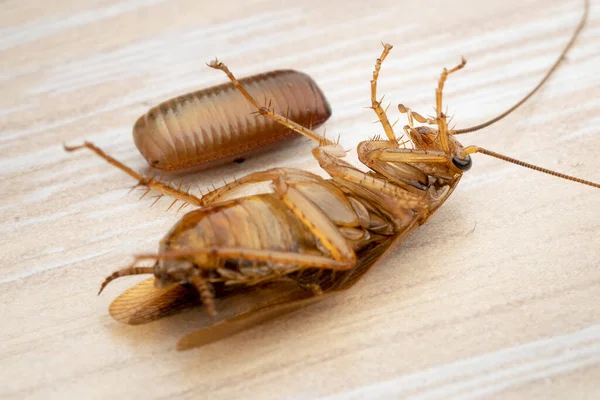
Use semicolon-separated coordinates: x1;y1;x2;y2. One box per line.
133;70;332;171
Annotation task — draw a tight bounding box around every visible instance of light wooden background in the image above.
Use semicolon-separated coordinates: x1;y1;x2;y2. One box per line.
1;0;599;399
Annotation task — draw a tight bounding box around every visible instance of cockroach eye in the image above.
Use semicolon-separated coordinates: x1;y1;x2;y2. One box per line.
452;155;472;171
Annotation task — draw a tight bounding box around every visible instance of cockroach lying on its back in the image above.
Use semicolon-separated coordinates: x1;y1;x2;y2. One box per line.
65;0;597;350
133;70;331;172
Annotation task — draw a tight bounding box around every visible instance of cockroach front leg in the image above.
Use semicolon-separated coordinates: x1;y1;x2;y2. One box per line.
370;43;398;144
314;146;427;205
365;147;448;164
359;146;464;179
397;104;437;128
312;146;429;227
64;142;203;207
436;57;466;151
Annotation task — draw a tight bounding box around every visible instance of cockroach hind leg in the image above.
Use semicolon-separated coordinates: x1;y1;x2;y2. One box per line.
63;141;204;207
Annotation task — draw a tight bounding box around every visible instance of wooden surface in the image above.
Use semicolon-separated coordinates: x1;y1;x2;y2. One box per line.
1;0;599;399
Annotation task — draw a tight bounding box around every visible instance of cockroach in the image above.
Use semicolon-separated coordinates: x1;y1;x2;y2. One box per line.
64;0;597;350
133;69;331;172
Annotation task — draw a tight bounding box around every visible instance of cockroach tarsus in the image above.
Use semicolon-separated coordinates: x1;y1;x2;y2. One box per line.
64;0;596;350
133;69;331;172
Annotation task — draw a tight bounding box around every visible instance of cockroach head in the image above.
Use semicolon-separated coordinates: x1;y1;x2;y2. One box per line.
409;125;472;172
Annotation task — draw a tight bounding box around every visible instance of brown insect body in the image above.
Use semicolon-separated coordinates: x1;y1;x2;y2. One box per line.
65;1;596;350
157;176;418;292
133;70;331;171
79;51;469;347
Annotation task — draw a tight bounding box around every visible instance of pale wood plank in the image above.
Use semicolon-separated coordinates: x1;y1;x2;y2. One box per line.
1;0;598;399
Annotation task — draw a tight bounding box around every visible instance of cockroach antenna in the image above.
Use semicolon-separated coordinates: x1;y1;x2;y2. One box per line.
453;0;589;134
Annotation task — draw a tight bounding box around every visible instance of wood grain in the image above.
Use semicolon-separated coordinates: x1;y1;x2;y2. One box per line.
1;0;599;399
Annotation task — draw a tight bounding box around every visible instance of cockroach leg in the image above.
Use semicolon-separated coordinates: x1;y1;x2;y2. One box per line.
135;248;353;271
397;104;436;127
200;168;323;205
370;148;448;164
370;42;397;144
100;245;353;298
436;57;467;152
314;146;427;206
64;142;203;206
272;176;356;265
208;59;336;147
190;275;216;317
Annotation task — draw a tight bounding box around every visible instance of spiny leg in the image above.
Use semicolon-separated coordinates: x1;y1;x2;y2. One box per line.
208;60;336;147
64;142;203;207
398;104;436;128
199;168;323;205
190;275;216;317
133;249;353;271
397;103;437;144
271;175;356;265
314;146;427;206
370;43;398;144
435;57;466;152
370;148;448;164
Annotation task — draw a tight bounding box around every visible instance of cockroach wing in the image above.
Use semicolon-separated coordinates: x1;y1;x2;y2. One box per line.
109;277;199;325
175;232;410;351
176;293;336;351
